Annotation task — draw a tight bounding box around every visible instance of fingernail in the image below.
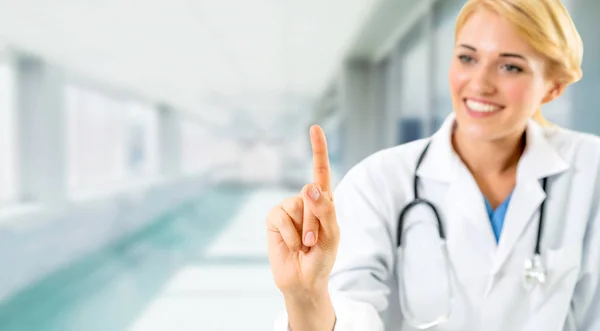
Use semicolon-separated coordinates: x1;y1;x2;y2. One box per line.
304;231;315;246
308;185;320;201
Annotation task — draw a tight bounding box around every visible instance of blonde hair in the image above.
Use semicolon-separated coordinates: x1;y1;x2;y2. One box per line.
455;0;584;126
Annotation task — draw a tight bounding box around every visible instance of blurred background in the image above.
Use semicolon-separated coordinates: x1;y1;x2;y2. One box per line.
0;0;598;330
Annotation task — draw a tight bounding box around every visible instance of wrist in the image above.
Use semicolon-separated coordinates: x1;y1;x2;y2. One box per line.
284;291;336;331
283;287;328;305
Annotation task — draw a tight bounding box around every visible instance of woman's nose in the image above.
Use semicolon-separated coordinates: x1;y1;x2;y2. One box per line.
469;67;496;95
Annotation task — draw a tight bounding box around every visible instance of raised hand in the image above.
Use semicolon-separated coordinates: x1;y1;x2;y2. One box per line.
266;125;340;299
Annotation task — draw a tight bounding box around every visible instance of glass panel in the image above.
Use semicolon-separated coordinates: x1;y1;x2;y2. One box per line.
432;0;466;130
126;101;159;177
0;61;17;204
570;0;600;134
397;22;428;144
66;85;128;192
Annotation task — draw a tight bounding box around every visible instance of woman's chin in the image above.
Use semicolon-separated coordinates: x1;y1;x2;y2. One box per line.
454;120;505;141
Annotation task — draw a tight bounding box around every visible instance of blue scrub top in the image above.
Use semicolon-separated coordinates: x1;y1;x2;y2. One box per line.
484;192;513;243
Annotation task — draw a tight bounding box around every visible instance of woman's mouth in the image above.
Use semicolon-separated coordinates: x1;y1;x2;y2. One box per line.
463;98;505;118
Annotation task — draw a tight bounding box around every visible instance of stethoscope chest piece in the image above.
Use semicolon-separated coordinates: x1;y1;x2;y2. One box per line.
522;253;546;291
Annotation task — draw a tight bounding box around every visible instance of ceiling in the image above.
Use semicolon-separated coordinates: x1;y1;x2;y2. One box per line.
0;0;377;119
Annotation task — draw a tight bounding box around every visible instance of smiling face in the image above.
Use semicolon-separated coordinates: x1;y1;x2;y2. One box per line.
449;7;562;141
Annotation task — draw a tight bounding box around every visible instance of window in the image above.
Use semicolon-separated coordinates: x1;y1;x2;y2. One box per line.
180;120;240;175
66;85;127;192
381;56;401;147
380;20;430;146
433;0;466;130
181;121;212;175
569;0;600;134
66;85;160;193
0;61;18;204
125;101;159;177
397;22;428;143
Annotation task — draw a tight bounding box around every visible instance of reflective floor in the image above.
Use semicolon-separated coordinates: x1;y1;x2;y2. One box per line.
0;186;291;331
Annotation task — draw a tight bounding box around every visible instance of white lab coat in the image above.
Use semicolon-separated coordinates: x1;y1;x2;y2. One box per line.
273;113;600;331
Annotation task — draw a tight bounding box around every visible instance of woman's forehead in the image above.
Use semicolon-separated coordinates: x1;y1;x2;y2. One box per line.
456;9;536;56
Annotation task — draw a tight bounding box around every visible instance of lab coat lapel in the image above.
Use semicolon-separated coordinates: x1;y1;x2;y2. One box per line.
446;160;498;245
492;120;569;272
417;113;498;246
491;173;546;272
415;114;457;183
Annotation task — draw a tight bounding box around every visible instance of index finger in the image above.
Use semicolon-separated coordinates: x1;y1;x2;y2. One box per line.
310;125;331;193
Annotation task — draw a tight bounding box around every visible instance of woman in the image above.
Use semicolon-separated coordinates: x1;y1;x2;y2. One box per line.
266;0;600;330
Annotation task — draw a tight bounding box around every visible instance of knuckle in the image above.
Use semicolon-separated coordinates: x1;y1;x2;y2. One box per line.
301;184;311;195
282;197;303;213
269;206;286;228
333;221;340;236
281;225;300;248
280;198;291;211
320;199;336;218
266;206;278;226
292;197;303;212
313;165;329;176
289;234;301;248
325;191;334;201
304;218;318;231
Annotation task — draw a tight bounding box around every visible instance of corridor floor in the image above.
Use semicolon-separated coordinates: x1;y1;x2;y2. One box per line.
0;185;294;331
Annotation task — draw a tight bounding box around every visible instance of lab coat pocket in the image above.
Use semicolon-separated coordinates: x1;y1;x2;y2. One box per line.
528;245;582;316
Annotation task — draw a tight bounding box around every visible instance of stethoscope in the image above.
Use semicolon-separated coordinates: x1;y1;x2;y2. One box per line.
395;140;549;329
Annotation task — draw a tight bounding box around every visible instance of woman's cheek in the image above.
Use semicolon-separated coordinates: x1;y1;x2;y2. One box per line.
448;64;469;96
500;79;534;111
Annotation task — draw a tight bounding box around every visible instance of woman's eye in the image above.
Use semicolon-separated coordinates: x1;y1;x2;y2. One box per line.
458;55;474;63
503;64;523;73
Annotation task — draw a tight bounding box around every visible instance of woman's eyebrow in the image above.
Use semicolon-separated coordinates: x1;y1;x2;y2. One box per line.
457;44;476;51
499;52;527;60
457;43;528;61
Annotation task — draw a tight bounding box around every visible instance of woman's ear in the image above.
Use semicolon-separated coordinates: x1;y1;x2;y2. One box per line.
541;82;567;104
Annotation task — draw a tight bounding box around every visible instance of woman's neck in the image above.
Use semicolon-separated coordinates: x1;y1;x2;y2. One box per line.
451;126;526;177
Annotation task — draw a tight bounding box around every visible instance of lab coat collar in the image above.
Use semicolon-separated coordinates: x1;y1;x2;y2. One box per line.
415;112;570;182
517;118;570;180
415;113;459;182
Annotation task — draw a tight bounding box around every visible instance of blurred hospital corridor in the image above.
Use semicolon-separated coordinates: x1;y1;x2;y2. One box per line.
1;186;297;331
0;0;599;330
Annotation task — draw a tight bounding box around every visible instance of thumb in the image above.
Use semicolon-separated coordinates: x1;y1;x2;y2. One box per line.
302;184;321;248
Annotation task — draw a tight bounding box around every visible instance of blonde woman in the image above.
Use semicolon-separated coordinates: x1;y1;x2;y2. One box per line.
266;0;600;330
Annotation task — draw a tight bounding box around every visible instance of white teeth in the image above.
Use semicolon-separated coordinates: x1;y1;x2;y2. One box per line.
466;99;501;112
